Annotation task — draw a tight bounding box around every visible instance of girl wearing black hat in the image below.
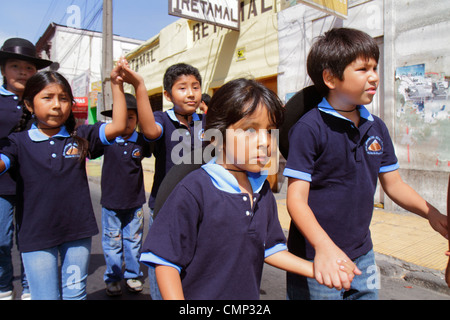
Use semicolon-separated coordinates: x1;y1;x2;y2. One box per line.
0;38;52;300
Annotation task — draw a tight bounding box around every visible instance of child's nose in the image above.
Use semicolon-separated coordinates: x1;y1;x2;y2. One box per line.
187;87;195;97
369;70;379;82
258;130;270;147
53;98;61;108
19;66;27;75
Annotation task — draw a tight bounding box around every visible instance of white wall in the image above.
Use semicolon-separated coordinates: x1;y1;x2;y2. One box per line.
49;25;143;90
277;0;449;213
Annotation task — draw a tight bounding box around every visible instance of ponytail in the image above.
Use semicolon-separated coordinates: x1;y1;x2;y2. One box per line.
11;105;32;134
65;111;89;160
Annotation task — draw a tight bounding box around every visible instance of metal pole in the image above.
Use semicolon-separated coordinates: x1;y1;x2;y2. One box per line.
100;0;113;117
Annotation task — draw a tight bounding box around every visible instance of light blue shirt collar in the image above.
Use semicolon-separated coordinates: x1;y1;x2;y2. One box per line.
115;130;138;143
0;85;16;97
167;108;200;123
318;98;374;122
201;157;268;194
28;123;70;142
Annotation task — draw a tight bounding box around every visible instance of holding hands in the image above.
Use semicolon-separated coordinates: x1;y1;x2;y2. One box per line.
314;243;362;291
110;57;144;88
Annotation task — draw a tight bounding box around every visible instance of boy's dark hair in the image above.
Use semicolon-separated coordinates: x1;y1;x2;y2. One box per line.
16;71;89;160
163;63;202;96
201;93;211;106
307;28;380;97
205;78;284;142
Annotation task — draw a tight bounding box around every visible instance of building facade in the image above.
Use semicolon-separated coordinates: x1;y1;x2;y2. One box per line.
36;23;144;124
126;0;281;112
278;0;449;213
124;0;449;211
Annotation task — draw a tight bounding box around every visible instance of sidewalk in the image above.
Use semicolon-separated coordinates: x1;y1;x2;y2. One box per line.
86;157;450;295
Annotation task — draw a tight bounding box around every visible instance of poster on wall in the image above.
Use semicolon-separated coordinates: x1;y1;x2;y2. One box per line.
395;64;450;166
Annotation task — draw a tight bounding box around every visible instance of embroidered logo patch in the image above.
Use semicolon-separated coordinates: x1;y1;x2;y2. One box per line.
132;148;142;159
365;136;383;155
198;128;205;141
63;143;81;158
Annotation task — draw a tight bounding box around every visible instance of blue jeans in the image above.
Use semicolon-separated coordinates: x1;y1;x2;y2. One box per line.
287;249;379;300
147;209;162;300
102;207;144;283
21;237;91;300
0;195;28;295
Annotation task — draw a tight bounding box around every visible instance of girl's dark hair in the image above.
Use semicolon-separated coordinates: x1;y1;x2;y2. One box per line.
163;63;202;96
205;78;284;141
16;71;89;160
307;28;380;97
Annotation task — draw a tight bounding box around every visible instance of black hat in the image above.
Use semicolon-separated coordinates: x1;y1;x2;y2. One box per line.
101;93;137;117
0;38;53;70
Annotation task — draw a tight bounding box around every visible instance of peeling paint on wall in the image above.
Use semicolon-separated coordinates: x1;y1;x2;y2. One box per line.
395;64;450;165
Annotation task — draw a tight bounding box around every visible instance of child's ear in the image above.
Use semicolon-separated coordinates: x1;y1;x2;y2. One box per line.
322;69;337;90
163;90;173;103
24;100;34;114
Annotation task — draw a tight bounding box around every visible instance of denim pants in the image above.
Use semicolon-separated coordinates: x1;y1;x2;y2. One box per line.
287;249;380;300
21;237;92;300
0;195;28;295
147;209;162;300
101;207;144;283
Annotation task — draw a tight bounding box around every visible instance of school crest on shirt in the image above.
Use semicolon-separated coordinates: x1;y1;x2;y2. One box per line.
63;142;81;158
198;128;205;141
132;148;142;159
365;136;383;155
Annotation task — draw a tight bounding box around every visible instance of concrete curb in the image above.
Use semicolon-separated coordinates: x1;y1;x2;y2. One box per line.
376;253;450;296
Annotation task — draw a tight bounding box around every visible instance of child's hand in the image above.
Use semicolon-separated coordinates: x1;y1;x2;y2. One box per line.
118;61;144;88
428;208;448;239
336;258;362;290
110;58;126;85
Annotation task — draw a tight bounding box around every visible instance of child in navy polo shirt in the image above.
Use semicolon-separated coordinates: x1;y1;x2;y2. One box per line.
98;92;153;297
0;38;52;300
139;78;358;300
0;60;128;300
133;63;205;212
283;28;447;300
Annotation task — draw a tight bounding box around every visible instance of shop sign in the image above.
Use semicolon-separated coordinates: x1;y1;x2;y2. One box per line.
283;0;347;19
73;97;88;113
169;0;240;30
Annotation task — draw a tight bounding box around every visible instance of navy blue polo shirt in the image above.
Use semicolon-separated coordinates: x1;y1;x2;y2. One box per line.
140;158;287;300
0;122;110;252
283;98;399;260
149;109;204;208
100;130;152;210
0;85;23;195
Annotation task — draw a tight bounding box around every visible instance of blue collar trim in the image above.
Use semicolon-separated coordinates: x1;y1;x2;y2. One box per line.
28;123;70;141
167;108;200;123
318;98;374;122
201;158;268;194
115;130;138;143
0;85;16;97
